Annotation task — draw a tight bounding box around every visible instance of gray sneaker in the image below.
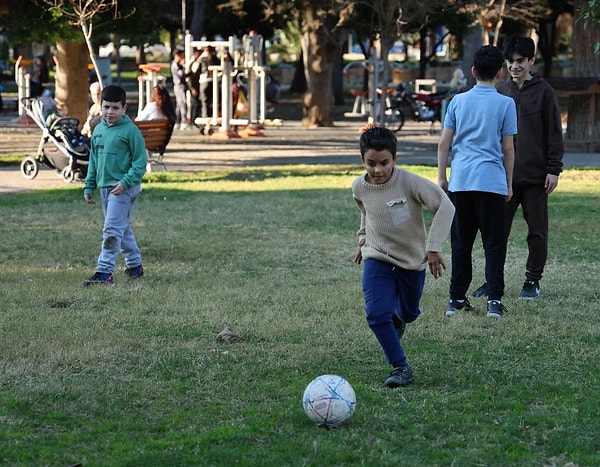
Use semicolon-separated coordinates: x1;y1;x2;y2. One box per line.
520;281;540;300
384;366;414;387
486;300;507;319
445;298;474;317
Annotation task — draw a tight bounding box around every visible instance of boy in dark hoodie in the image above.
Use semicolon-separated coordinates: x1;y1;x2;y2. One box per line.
471;36;564;300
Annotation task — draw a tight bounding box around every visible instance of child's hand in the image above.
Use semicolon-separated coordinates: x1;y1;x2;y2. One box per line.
423;251;446;279
545;174;559;194
354;247;363;264
354;239;365;265
438;179;448;193
84;194;96;205
110;183;124;195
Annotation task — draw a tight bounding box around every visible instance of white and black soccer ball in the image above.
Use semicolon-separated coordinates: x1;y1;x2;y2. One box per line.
302;374;356;428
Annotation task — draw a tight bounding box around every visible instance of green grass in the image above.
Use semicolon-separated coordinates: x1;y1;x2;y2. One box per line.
1;165;599;466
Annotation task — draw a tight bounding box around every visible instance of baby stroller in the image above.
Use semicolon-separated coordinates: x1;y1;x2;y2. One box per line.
20;96;89;183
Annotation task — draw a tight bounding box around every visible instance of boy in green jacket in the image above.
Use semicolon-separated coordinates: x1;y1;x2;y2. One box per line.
83;85;147;285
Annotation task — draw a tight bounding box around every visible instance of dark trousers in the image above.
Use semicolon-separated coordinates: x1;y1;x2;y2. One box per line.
200;80;214;118
189;90;201;125
505;184;548;282
362;259;424;369
449;191;507;301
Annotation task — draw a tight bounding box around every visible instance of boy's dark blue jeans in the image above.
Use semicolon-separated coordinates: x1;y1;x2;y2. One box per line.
362;258;425;369
449;190;507;301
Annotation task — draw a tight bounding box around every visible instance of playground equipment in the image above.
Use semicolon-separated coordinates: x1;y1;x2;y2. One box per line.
342;58;390;125
15;56;32;118
184;32;274;138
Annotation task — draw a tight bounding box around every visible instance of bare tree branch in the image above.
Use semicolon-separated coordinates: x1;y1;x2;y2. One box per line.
35;0;133;88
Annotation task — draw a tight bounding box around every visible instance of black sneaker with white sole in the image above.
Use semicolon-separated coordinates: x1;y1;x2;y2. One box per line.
384;366;414;387
520;280;540;300
486;300;507;318
445;298;475;317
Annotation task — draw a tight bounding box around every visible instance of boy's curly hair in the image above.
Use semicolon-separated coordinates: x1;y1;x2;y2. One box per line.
359;124;397;158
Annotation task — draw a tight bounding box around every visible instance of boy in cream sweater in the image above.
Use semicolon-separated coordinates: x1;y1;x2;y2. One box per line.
353;125;455;387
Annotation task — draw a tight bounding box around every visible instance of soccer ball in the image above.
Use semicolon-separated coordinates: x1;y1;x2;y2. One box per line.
302;374;356;428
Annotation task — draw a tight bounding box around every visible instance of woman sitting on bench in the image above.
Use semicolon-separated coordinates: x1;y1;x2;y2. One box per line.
136;85;176;123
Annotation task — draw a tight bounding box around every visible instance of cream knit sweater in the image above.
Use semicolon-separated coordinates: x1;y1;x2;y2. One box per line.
352;168;455;271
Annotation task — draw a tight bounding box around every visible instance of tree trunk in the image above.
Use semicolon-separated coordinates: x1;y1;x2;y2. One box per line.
54;41;90;130
538;13;558;78
190;0;208;40
331;52;345;106
300;5;341;128
566;0;600;148
462;26;483;89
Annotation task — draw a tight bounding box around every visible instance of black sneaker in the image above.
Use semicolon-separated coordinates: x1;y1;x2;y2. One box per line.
470;282;488;298
384;366;414;387
125;265;144;278
84;272;113;286
520;280;540;300
486;300;507;319
392;314;406;339
445;298;474;317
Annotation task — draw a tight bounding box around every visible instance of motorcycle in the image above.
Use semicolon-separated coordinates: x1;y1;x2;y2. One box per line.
380;82;458;133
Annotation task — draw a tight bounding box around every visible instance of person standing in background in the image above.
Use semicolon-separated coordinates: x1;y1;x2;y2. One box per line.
30;56;49;97
187;48;202;127
470;36;564;301
199;46;219;119
438;45;517;319
171;49;189;130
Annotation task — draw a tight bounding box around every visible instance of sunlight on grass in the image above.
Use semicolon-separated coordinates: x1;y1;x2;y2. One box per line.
142;165;600;193
0;165;599;465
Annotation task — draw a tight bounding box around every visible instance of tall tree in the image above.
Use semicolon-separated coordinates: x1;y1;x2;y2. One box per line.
11;0;179;125
38;0;125;90
296;0;353;127
32;0;135;126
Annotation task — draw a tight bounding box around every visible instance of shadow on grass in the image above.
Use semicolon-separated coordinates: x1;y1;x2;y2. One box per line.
143;165;361;184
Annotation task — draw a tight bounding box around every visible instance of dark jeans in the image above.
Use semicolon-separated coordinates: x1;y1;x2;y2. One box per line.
449;191;507;301
505;184;548;282
189;90;200;125
200;80;214;118
362;258;425;368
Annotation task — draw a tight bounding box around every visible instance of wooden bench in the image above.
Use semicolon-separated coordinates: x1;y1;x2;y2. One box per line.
134;119;174;171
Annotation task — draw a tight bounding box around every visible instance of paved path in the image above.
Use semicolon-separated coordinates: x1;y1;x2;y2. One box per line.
1;117;598;195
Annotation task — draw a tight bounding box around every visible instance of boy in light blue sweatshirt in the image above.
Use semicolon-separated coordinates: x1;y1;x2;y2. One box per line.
437;46;517;318
83;85;147;285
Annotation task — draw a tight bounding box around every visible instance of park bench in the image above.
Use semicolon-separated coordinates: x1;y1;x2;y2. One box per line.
134;119;174;171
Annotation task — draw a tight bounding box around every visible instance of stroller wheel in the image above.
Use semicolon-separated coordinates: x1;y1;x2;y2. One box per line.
21;156;39;180
61;166;75;183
